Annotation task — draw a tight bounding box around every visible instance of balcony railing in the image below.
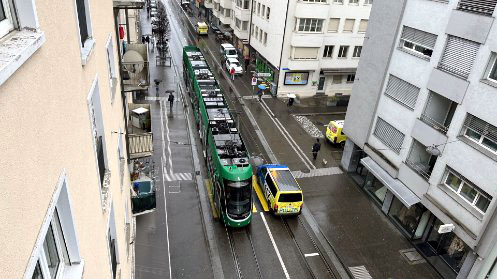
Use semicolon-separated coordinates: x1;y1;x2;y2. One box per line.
458;0;497;16
406;159;432;180
128;133;153;159
420;114;449;134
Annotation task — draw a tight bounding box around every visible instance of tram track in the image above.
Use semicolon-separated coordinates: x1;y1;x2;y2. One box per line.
281;216;337;279
226;226;264;279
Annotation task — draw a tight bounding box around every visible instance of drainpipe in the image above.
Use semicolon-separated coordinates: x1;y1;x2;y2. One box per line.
276;0;291;94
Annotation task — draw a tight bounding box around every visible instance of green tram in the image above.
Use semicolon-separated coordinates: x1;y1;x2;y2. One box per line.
182;46;252;227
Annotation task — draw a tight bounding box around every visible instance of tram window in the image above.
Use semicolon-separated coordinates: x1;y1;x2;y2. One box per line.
265;174;277;197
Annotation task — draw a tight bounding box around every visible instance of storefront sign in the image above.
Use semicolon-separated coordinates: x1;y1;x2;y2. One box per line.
256;72;272;77
251;77;257;86
284;72;309;85
438;224;455;234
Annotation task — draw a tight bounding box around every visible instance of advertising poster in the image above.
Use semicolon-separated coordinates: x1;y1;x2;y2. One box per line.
284;72;309;85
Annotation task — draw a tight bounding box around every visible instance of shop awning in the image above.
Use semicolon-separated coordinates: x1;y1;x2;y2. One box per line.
361;157;420;208
322;68;356;74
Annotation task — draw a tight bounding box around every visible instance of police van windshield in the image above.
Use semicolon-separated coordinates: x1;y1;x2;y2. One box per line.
278;193;302;203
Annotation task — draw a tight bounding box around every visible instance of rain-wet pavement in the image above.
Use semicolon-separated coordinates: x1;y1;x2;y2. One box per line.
133;0;442;278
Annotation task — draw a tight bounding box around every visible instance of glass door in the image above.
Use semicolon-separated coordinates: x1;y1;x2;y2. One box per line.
317;76;326;92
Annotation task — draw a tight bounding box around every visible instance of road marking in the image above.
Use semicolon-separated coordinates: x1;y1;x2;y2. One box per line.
349;265;372;279
204;178;219;218
292;167;343;179
163;170;193;181
160;100;174;174
252;176;269;211
252;203;257;213
161;157;173;279
304;253;320;257
260;212;290;279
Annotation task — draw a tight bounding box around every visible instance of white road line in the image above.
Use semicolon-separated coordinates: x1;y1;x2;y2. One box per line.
260;212;290;279
161;157;173;279
257;98;312;170
261;100;316;170
304;253;319;257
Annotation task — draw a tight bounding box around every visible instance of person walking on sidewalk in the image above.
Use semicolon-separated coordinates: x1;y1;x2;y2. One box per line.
229;67;235;81
312;138;321;160
168;92;175;111
257;89;263;102
244;56;250;71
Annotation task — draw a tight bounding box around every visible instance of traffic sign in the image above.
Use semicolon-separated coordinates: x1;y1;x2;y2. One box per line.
256;72;272;77
251;77;257;86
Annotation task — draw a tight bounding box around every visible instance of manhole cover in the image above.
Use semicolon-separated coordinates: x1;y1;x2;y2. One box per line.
400;248;426;265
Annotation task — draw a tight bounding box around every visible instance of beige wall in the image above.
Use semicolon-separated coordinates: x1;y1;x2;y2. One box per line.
0;0;133;278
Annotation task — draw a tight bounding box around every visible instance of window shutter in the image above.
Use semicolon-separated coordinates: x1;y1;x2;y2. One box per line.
464;114;497;142
358;19;368;33
439;36;480;78
384;75;419;109
343;19;354;32
373;118;405;153
328;18;340;32
293;47;319;59
458;0;497;16
401;26;437;49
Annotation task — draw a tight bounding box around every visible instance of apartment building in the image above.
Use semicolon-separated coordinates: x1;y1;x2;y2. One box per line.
342;0;497;278
0;0;136;278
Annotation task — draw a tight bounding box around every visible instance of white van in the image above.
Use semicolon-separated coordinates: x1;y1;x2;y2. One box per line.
220;43;238;60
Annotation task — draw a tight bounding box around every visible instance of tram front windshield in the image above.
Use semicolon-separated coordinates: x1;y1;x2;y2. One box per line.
225;179;251;219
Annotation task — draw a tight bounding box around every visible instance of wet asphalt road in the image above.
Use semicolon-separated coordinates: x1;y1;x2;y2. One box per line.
134;1;442;278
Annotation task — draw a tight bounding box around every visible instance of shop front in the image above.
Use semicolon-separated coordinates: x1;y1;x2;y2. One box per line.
357;157;473;279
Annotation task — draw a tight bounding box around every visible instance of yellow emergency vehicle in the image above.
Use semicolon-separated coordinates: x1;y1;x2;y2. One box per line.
326;120;347;147
196;22;208;35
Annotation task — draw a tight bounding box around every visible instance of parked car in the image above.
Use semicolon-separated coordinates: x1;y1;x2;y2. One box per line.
325;120;347;147
225;58;243;75
219;43;238;59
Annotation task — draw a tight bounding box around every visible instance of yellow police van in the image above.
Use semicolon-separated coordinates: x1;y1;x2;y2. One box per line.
326;120;347;147
196;22;208;35
256;164;303;215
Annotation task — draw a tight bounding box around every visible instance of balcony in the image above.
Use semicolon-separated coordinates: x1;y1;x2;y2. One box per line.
121;43;149;92
128;133;154;159
420;91;457;134
405;140;437;180
458;0;497;16
113;0;144;9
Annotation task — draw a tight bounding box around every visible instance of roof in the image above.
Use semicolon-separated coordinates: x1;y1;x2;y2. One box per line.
221;43;235;48
269;168;301;192
197;22;207;27
330;120;344;128
132;107;149;114
227;57;239;63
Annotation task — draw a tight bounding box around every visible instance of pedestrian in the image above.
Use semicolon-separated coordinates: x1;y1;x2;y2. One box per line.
145;35;150;46
141;35;146;44
151;36;156;50
198;9;201;18
312;138;321;160
230;67;235;80
244;57;250;71
257;89;263;102
168;92;175;111
287;96;294;106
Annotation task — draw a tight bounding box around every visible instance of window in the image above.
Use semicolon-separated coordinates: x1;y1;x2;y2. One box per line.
328;18;340;32
105;35;117;101
352;46;362;57
293;47;320;59
338;45;349;58
358;19;368;33
243;0;249;9
323;45;334;58
265;174;277;196
443;168;492;213
266;7;270;19
252;0;256;13
255;26;259;38
439;36;480;79
242;21;248;31
364;0;373;4
343;19;354;32
26;174;83;278
462;114;497;155
333;0;344;3
251;23;254;35
263;32;267;45
486;53;497;82
225;9;230;17
75;0;91;46
88;79;108;188
262;4;265;17
383;74;420;110
373;117;405;153
400;26;437;59
302;0;327;2
259;29;263;41
349;0;359;4
108;206;120;279
458;0;497;16
257;3;260;15
236;18;241;29
0;0;14;38
332;75;342;84
346;74;355;83
297;18;324;32
406;140;437;179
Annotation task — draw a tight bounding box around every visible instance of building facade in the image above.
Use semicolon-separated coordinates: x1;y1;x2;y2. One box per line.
342;0;497;278
0;0;135;278
204;0;371;97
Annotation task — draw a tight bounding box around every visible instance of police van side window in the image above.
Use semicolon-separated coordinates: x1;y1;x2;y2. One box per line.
265;174;277;197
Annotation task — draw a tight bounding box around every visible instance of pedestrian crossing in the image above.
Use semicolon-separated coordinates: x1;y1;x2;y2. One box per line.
349;266;372;279
163;172;193;181
291;167;343;179
241;95;272;100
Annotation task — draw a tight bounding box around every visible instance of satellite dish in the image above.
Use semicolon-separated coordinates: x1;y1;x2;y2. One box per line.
426;145;441;156
123;50;144;79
